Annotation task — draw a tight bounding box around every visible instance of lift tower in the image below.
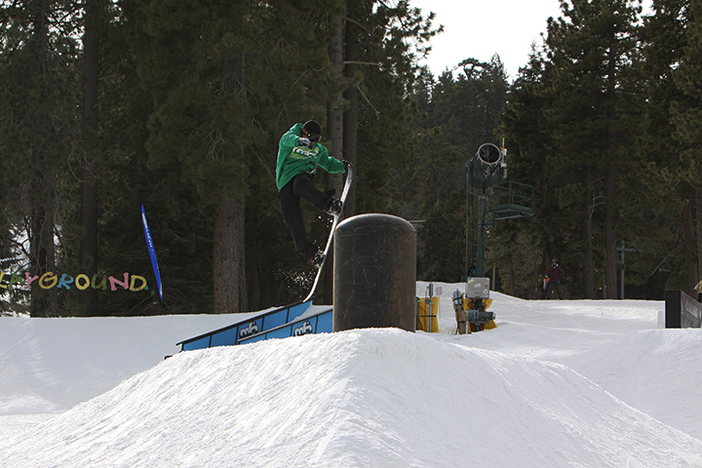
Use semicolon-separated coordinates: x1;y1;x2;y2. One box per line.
464;144;534;278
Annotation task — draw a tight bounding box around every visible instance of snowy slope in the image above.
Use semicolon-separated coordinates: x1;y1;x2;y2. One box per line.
1;282;701;467
0;312;258;415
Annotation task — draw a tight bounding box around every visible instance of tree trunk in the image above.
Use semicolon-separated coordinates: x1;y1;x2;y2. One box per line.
604;32;618;299
508;252;515;296
682;201;698;293
213;196;247;313
30;161;58;317
211;49;247;313
333;0;359;304
322;13;345;304
327;13;344;161
581;170;594;298
343;0;359;218
79;0;101;316
605;163;618;299
696;184;702;291
29;2;58;317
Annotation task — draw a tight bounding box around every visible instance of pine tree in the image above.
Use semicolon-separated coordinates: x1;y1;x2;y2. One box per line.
518;0;645;298
0;1;81;315
500;48;560;296
669;0;702;292
78;0;108;316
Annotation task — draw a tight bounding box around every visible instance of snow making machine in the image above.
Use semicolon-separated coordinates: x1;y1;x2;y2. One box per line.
452;277;496;334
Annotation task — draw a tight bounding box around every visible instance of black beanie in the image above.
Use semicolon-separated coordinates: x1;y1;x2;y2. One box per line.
303;120;322;138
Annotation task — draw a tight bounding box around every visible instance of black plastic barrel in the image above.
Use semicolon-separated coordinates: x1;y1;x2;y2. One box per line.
333;214;416;332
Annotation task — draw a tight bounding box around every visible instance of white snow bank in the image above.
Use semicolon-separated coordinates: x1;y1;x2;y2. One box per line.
2;328;702;468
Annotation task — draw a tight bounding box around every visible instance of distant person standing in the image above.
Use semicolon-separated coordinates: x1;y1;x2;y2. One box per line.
545;259;565;299
468;260;477;277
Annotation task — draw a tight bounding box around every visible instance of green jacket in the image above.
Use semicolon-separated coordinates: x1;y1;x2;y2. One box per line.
276;123;345;190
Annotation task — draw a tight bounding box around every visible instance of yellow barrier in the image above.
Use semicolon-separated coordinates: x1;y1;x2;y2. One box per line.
417;297;439;333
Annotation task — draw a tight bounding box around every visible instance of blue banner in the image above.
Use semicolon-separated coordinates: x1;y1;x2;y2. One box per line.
141;204;163;301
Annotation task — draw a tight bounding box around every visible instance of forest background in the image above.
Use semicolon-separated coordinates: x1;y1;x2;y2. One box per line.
1;0;701;317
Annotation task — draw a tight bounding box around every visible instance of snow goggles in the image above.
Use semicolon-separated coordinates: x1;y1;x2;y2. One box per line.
303;128;321;143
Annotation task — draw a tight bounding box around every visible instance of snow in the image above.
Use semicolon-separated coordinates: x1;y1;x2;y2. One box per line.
1;281;701;467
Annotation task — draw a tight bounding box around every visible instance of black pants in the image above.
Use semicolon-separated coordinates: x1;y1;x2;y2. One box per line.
279;173;332;261
547;281;562;299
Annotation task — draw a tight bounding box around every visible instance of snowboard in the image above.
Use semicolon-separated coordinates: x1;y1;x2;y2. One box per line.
303;163;353;304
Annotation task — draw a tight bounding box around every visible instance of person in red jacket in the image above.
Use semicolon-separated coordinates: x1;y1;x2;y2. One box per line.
545;259;566;299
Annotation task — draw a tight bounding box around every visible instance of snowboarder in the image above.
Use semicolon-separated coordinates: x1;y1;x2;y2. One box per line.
545;259;565;299
276;120;348;265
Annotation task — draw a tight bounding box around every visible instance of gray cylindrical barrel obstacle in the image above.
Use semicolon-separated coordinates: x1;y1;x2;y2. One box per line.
333;213;416;332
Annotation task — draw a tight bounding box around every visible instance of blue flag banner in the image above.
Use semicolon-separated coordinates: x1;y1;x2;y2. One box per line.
141;204;163;301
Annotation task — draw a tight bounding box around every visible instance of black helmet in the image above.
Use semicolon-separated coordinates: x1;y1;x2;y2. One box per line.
302;120;322;142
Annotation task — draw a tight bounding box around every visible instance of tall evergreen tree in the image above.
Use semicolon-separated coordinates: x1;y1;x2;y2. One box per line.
669;0;702;292
503;0;645;298
0;0;81;315
78;0;107;316
499;49;560;297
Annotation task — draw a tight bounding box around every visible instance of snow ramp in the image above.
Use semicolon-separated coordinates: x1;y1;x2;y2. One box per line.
2;329;701;468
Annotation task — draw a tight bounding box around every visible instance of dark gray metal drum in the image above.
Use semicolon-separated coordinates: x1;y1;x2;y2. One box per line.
333;214;416;332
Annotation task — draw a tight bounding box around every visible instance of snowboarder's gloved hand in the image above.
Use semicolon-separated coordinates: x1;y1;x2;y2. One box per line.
299;137;311;148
